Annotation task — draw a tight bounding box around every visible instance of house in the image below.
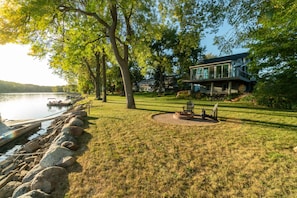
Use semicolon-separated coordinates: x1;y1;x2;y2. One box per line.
138;79;155;92
138;75;178;93
184;52;256;96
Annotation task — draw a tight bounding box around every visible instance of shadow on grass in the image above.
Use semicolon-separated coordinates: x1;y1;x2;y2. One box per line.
59;121;93;197
67;131;92;173
136;107;174;113
217;108;297;118
221;116;297;131
86;116;98;125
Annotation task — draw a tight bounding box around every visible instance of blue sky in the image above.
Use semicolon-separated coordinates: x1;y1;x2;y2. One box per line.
201;22;248;56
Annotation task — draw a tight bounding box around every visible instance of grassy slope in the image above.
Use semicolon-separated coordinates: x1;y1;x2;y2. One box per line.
66;95;297;197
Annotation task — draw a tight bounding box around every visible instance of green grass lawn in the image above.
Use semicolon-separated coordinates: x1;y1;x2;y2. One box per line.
66;95;297;197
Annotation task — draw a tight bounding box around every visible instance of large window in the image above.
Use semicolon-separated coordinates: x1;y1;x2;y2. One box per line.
209;67;214;79
203;68;209;79
193;68;203;80
216;65;221;78
223;64;229;77
192;63;230;80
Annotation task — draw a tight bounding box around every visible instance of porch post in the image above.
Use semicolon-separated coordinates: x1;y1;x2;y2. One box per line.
210;82;214;96
228;81;232;95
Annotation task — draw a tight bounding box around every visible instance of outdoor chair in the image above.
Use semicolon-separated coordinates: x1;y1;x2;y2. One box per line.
183;100;194;113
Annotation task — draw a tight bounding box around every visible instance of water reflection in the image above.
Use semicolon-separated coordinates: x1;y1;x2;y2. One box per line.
0;92;71;162
0;92;69;120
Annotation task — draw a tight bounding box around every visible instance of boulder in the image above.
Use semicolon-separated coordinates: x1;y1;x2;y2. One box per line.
12;182;31;198
23;140;40;153
39;145;73;168
61;141;79;151
68;117;84;127
22;164;44;183
30;166;67;194
62;125;84;137
73;105;84;111
57;156;76;168
74;114;84;121
18;189;51;198
52;132;78;146
0;181;22;198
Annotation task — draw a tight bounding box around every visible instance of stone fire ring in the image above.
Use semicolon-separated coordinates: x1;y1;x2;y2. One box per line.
152;113;219;126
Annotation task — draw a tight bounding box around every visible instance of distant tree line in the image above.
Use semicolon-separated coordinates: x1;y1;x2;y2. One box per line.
0;80;65;93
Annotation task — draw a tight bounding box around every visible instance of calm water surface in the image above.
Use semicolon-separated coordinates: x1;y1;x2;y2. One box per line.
0;92;70;161
0;92;69;120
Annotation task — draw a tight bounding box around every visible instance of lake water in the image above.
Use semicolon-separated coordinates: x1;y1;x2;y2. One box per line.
0;92;70;161
0;92;69;121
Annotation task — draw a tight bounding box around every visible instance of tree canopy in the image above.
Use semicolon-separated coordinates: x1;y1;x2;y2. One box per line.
0;0;224;108
212;0;297;108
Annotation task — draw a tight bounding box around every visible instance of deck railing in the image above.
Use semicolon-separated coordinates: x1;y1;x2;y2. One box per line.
191;68;251;81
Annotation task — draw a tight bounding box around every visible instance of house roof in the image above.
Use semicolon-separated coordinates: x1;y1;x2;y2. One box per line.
199;52;249;65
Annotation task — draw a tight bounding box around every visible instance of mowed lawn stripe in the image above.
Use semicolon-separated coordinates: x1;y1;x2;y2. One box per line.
66;95;297;197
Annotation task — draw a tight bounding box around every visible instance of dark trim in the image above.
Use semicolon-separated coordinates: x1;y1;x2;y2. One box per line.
199;52;249;65
183;76;251;84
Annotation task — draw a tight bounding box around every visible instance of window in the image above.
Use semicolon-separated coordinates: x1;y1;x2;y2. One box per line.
196;68;203;79
216;65;221;78
223;64;229;78
209;67;214;79
203;68;209;79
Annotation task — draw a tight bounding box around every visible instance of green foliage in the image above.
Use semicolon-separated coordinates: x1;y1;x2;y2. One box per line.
254;68;297;109
147;27;204;93
212;0;297;109
247;0;297;109
129;61;144;86
0;0;227;108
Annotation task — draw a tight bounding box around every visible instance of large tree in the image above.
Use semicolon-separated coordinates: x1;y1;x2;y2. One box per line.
148;27;204;93
248;0;297;108
208;0;297;108
0;0;224;108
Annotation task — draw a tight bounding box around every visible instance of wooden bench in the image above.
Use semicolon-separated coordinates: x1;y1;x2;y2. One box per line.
201;103;218;120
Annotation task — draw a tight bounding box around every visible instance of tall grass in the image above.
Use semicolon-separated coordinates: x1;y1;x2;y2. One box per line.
66;95;297;197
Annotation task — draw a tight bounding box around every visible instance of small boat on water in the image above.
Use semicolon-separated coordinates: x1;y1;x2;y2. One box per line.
47;98;72;107
0;122;41;147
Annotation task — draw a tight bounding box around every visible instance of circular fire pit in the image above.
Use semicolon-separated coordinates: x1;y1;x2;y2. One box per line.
173;111;194;120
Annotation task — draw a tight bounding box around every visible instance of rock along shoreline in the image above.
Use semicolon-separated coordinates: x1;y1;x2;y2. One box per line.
0;102;89;198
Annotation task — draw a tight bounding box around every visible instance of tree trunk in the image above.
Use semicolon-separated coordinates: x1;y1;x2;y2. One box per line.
109;5;136;109
119;63;135;109
95;52;101;100
102;52;107;102
84;57;101;100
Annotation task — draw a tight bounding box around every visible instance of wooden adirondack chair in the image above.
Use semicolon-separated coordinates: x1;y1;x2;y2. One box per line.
201;103;218;120
183;100;194;113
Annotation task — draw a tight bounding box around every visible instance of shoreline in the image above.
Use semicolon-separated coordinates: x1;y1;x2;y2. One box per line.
0;99;88;197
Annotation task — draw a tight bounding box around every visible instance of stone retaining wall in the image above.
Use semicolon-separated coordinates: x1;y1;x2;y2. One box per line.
0;104;88;198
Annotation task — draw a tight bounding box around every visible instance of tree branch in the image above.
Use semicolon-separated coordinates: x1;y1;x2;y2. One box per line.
58;5;111;29
83;58;96;83
84;35;107;47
